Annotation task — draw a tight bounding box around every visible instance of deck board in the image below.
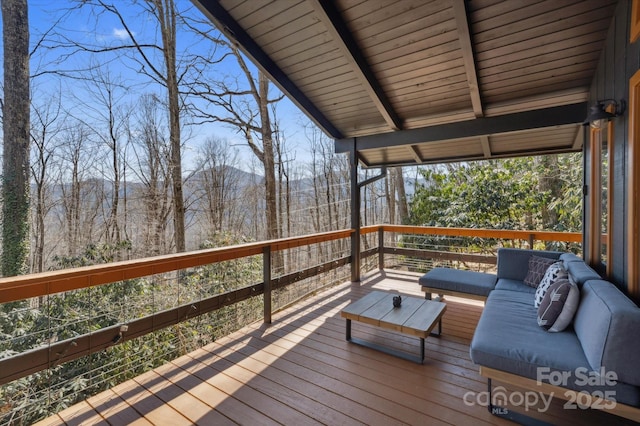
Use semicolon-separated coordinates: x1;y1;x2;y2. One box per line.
34;270;632;425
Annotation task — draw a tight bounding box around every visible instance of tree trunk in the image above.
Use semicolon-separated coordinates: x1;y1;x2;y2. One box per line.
2;0;30;277
538;155;562;229
155;0;185;253
258;73;283;270
393;167;409;224
386;174;395;225
258;74;278;242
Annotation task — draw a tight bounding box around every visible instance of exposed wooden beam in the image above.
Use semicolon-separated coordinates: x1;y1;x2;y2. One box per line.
335;102;587;153
308;0;403;131
453;0;483;118
191;0;344;139
480;135;491;158
572;124;584;149
410;145;423;164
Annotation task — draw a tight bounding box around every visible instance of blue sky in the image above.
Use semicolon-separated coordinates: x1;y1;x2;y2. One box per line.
20;0;320;174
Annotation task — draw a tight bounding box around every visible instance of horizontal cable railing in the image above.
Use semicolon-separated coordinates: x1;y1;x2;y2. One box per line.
362;225;582;273
0;225;582;425
0;229;353;426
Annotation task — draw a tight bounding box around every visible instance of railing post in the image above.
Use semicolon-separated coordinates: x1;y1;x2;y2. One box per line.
263;246;272;324
349;142;361;282
378;226;384;270
528;234;534;249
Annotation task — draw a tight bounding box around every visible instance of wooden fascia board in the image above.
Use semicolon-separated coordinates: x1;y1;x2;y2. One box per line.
453;0;483;118
335;102;587;153
309;0;403;131
192;0;344;139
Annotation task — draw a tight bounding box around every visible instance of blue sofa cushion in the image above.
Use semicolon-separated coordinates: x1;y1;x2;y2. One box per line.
560;252;582;264
497;248;561;281
495;278;536;294
471;290;588;375
574;280;640;387
418;267;496;296
471;289;640;406
564;260;601;288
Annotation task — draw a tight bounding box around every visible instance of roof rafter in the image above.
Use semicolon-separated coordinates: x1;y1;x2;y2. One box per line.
453;0;483;118
480;135;492;158
308;0;403;131
572;125;584;150
410;145;423;164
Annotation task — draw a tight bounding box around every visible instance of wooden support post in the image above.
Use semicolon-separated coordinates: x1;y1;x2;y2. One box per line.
350;142;361;282
263;246;272;324
378;226;384;270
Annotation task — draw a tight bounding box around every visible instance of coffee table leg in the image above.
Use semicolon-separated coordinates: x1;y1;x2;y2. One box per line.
429;318;443;337
420;337;425;364
346;319;352;341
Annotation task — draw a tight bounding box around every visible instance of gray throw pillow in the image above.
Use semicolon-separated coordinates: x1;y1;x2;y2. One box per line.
523;255;556;288
534;262;569;307
537;278;580;332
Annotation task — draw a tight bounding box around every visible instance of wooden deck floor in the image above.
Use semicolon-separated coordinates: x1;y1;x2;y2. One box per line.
35;270;634;425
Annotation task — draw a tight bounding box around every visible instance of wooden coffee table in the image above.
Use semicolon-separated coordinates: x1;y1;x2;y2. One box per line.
340;291;446;364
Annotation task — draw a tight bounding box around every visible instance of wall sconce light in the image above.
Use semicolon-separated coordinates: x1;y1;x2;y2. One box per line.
583;99;626;129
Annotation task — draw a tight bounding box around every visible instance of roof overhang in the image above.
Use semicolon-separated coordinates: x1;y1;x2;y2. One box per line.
192;0;617;167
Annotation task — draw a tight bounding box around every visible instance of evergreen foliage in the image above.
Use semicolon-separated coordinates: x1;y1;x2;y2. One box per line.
408;154;583;253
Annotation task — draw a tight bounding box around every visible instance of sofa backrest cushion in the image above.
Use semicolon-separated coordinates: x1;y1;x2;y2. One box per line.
497;248;561;281
574;280;640;386
559;254;601;288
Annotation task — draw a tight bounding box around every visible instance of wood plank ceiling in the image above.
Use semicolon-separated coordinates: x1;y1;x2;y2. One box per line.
193;0;618;167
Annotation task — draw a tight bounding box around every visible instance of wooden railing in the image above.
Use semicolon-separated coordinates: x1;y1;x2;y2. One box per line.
0;229;354;304
0;225;582;387
360;225;581;271
0;229;353;385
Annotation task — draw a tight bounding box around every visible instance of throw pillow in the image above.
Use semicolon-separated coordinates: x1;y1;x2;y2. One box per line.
534;262;569;307
523;255;557;288
537;278;580;332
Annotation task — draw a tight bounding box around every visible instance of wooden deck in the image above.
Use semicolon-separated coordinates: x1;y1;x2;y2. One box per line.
35;270;632;425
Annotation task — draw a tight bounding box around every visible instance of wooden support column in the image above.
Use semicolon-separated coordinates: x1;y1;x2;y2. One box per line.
350;141;361;282
378;226;384;270
263;246;272;323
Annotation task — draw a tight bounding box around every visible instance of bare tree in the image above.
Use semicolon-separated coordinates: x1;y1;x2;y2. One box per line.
306;127;351;259
185;35;283;238
128;94;172;256
51;0;188;253
2;0;31;276
56;121;100;256
393;167;409;224
69;67;130;250
191;137;242;235
30;94;63;272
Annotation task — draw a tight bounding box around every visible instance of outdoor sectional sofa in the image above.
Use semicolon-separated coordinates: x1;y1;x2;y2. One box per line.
419;248;640;423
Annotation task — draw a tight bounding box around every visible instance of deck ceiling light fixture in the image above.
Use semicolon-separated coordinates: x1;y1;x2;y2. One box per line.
583;99;626;129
